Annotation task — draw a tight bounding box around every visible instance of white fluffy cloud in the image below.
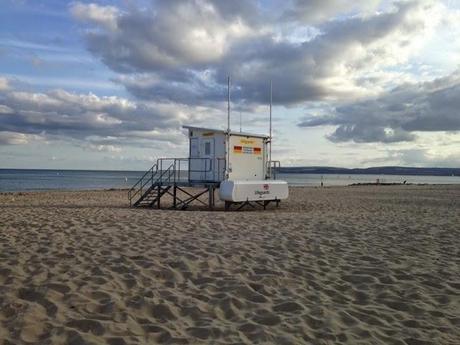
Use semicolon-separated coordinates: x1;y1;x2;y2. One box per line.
71;0;447;110
0;77;10;91
70;2;119;30
283;0;381;24
0;131;33;145
72;0;256;72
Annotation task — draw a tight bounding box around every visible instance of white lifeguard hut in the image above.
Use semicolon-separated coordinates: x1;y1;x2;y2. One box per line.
128;78;289;210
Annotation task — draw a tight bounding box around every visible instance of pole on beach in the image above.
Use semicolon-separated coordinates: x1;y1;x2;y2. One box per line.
226;76;231;180
228;76;231;134
269;80;273;178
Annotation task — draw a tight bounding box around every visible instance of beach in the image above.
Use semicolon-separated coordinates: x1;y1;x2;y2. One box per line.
0;185;459;345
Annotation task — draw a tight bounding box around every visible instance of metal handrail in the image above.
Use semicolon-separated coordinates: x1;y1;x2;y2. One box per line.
128;163;158;205
130;164;155;191
157;163;174;184
158;157;226;183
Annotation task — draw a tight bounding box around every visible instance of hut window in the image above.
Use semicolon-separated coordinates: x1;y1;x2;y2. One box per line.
204;142;211;155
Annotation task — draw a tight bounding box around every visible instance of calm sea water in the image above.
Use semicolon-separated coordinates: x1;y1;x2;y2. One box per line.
1;169;459;192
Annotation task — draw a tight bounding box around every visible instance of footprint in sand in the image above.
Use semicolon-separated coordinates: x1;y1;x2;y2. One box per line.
66;318;105;336
252;311;281;326
186;327;212;340
17;287;58;317
273;301;303;313
150;303;177;322
106;337;128;345
46;283;71;294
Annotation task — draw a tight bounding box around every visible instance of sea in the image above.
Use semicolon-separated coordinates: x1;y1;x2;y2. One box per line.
1;169;460;192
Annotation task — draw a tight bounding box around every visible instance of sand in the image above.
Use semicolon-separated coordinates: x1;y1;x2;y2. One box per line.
0;185;459;345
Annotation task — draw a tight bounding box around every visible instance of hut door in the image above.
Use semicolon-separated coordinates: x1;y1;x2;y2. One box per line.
202;138;214;181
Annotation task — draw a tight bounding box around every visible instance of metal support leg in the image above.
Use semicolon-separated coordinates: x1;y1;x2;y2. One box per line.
157;186;161;209
208;186;214;210
212;187;215;208
237;201;255;211
173;185;177;209
175;187;209;210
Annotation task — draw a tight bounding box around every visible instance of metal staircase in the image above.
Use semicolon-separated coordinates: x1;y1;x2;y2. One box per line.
128;158;223;208
128;162;175;207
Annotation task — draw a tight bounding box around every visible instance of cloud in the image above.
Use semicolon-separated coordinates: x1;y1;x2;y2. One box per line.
299;69;460;143
0;105;13;114
70;2;119;30
0;77;10;91
84;143;122;153
71;0;444;107
0;131;39;145
362;147;460;167
396;148;460;167
283;0;381;24
81;0;255;73
0;82;219;147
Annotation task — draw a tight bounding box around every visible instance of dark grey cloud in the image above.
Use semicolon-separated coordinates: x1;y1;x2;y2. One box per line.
72;0;435;107
299;70;460;142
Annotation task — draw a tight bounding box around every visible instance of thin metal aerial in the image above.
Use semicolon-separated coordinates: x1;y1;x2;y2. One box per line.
269;80;273;173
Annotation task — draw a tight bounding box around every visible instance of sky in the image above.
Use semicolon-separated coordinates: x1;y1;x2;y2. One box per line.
0;0;460;170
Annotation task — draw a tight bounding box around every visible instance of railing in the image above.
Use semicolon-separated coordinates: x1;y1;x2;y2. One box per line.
267;160;281;180
128;163;158;206
158;157;226;183
157;162;175;185
128;157;226;206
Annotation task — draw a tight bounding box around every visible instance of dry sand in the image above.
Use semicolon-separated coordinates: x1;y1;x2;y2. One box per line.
0;185;459;345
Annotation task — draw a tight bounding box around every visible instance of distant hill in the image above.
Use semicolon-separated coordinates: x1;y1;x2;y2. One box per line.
279;166;460;176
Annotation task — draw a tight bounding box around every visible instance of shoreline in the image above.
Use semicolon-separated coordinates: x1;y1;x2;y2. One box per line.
2;182;460;195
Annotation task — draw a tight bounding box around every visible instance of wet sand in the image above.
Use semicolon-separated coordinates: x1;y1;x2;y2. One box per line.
0;185;459;344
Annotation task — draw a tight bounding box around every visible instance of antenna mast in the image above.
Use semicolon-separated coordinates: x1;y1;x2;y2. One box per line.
227;76;231;133
226;76;231;179
269;80;272;176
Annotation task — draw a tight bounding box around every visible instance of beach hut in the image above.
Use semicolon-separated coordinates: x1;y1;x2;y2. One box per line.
128;78;288;210
183;125;268;182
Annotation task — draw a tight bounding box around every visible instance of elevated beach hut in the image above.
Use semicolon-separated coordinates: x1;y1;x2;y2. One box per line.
128;79;288;210
183;125;268;182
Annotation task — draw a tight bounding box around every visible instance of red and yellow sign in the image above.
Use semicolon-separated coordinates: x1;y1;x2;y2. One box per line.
234;145;262;154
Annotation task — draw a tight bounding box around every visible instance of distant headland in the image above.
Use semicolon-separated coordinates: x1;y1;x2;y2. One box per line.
279;166;460;176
